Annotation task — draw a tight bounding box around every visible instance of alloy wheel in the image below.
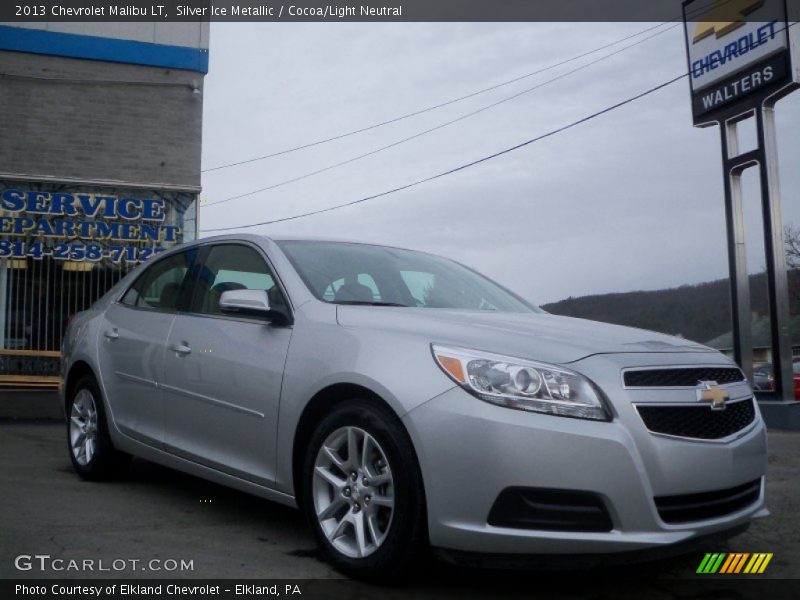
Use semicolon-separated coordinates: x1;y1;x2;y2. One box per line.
312;426;395;558
69;389;99;466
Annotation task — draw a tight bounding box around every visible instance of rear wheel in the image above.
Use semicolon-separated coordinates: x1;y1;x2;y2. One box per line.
302;400;426;581
67;375;130;480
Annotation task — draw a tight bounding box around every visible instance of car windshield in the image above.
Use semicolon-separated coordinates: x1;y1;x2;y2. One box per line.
278;241;539;313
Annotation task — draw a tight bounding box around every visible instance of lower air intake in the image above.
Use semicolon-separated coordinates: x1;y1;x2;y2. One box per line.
488;487;613;532
655;479;761;524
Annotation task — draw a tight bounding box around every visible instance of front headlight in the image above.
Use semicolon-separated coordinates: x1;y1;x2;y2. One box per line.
432;344;609;421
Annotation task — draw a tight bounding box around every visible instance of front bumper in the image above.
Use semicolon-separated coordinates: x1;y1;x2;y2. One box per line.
403;355;768;555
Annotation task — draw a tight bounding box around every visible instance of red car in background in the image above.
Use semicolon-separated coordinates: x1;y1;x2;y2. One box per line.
752;361;800;399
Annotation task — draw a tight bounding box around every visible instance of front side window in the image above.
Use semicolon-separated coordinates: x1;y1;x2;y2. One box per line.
191;244;285;317
120;250;195;312
278;241;538;312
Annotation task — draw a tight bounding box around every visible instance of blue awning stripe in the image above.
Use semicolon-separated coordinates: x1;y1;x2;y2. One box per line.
0;26;208;73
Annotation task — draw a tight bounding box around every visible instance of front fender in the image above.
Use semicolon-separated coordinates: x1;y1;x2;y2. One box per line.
273;302;454;494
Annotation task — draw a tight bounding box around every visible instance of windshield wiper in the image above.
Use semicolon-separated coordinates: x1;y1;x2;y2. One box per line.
333;301;409;307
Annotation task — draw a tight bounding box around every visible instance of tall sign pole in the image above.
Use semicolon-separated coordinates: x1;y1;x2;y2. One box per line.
683;0;799;419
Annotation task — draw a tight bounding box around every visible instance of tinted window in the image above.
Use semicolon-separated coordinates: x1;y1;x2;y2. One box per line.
191;244;285;317
121;250;195;312
278;241;537;312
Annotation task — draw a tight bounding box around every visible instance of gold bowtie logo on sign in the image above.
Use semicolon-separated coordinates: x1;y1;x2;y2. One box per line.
697;381;730;410
693;0;765;43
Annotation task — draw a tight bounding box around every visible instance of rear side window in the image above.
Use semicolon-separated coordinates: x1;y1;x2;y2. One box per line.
191;244;285;317
120;251;195;312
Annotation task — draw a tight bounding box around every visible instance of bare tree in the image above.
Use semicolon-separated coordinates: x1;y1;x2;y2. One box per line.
785;224;800;270
784;224;800;312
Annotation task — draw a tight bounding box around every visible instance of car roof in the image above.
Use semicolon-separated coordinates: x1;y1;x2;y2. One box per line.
196;233;420;253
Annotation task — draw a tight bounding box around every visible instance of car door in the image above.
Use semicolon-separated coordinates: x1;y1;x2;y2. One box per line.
160;242;293;486
98;248;198;446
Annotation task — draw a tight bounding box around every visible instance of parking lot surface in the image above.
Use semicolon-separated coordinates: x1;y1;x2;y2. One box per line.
1;421;798;595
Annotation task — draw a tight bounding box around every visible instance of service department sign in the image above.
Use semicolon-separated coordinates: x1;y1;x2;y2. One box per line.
683;0;796;123
0;186;188;264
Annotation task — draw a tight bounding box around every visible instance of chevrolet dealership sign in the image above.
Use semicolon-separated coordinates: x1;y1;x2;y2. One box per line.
683;0;798;124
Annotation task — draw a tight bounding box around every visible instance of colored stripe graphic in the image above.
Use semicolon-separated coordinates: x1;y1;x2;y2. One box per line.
698;552;772;574
711;553;726;573
744;554;761;573
720;553;749;573
719;553;736;573
733;553;750;573
744;553;774;574
697;553;714;573
758;554;773;573
697;553;727;573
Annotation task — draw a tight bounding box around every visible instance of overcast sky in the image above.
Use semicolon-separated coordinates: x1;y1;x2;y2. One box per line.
198;23;800;306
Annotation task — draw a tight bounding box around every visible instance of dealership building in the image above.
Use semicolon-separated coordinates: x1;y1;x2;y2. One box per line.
0;22;208;389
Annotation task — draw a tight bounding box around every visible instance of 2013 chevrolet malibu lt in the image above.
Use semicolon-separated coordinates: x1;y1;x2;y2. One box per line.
61;235;768;580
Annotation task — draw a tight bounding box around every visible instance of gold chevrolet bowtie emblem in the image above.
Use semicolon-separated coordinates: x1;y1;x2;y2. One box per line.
697;381;730;410
692;0;765;43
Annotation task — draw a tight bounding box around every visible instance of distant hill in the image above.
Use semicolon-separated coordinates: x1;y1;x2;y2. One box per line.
542;270;800;345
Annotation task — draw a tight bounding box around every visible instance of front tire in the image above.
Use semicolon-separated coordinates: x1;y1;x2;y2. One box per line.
67;375;130;480
302;399;426;581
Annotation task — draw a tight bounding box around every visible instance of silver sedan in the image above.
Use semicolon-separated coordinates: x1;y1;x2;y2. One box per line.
61;235;768;580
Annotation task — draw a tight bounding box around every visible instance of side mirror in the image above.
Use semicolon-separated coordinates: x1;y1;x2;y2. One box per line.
219;289;271;316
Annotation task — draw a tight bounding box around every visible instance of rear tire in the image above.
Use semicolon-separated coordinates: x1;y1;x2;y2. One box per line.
67;375;130;480
302;399;426;582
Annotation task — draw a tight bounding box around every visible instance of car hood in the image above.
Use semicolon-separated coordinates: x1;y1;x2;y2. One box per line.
336;307;716;364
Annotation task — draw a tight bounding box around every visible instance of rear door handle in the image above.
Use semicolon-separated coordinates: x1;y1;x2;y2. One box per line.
172;343;192;356
104;329;119;340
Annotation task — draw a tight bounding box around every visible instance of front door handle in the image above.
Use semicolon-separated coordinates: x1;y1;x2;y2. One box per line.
172;343;192;356
104;329;119;340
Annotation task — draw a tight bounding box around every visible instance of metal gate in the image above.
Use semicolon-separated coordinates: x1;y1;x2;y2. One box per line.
0;255;134;388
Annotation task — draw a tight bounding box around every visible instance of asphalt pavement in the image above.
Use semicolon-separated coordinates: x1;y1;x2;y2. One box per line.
1;421;798;597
